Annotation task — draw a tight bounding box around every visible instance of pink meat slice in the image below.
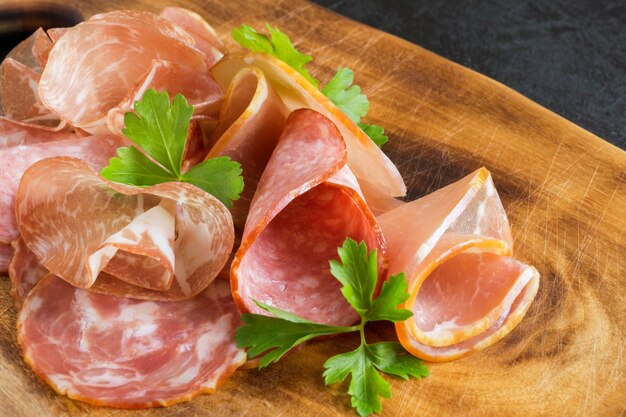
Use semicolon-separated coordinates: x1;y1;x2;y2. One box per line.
47;28;69;43
38;10;208;134
378;168;540;361
9;237;48;307
0;58;51;122
206;66;288;228
0;244;13;274
18;275;246;408
106;59;223;136
0;117;75;148
16;157;234;300
31;28;53;68
231;109;386;326
0;133;126;246
160;7;225;65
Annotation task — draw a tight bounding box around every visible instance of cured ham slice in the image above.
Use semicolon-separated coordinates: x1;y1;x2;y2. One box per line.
207;66;289;227
0;244;12;274
18;275;246;407
0;132;125;246
378;168;540;361
38;10;212;134
160;7;225;63
211;52;407;207
0;58;51;122
231;109;386;325
16;157;234;300
47;28;69;43
106;59;223;136
9;238;47;307
31;28;53;68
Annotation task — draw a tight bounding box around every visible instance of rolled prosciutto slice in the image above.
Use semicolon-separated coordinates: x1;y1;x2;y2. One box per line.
16;157;234;300
379;168;540;362
18;274;246;408
0;125;125;256
231;109;386;326
212;52;407;210
38;10;217;134
207;66;289;227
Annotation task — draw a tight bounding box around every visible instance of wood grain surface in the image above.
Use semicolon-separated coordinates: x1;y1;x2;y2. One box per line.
0;0;624;416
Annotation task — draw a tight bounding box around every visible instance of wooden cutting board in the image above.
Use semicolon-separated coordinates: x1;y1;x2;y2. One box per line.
0;0;624;416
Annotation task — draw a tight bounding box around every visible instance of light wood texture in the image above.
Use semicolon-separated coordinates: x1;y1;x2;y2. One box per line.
0;0;624;416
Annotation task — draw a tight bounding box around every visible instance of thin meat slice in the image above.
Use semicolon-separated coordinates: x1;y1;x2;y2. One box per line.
47;28;69;43
231;109;386;326
160;7;224;65
9;238;47;307
18;274;246;408
206;66;288;228
106;60;223;136
378;168;540;361
16;157;234;300
31;28;53;68
0;133;126;246
0;244;12;274
212;52;407;207
0;117;74;148
0;58;52;122
39;10;209;134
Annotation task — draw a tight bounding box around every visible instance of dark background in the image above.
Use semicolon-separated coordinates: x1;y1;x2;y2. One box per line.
311;0;626;150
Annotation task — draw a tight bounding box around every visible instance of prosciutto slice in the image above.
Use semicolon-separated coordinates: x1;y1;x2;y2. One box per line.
379;168;540;361
38;10;214;134
18;274;246;407
0;244;12;274
207;66;288;227
211;52;407;209
231;109;386;326
0;129;125;247
16;157;234;300
31;28;53;68
9;238;47;307
0;58;52;123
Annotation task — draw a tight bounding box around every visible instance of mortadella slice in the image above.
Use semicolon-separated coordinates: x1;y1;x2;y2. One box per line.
18;274;246;408
211;52;407;208
378;168;540;361
16;157;234;300
231;109;386;326
206;66;289;228
38;10;211;134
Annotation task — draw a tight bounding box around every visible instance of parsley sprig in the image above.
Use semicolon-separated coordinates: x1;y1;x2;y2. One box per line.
232;25;389;148
101;89;244;208
236;238;429;416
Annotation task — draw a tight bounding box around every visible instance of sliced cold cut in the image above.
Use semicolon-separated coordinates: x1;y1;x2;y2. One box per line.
16;157;234;300
8;238;47;307
378;168;540;361
18;274;246;408
231;109;386;326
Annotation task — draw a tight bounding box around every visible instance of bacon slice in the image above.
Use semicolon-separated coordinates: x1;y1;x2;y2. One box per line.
211;52;407;208
207;66;288;228
18;274;246;408
0;131;125;246
160;7;225;64
379;168;540;361
231;109;386;325
16;157;234;300
9;238;47;307
38;10;211;134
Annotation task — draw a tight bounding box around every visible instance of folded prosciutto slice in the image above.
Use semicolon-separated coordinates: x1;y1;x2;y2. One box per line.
39;10;222;134
160;7;225;57
9;238;47;308
231;109;386;326
18;274;246;407
379;168;540;361
16;157;234;300
207;66;289;227
0;122;125;273
211;52;406;210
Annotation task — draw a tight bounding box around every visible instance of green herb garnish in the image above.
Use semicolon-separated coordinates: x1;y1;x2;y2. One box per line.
236;238;429;416
101;89;244;208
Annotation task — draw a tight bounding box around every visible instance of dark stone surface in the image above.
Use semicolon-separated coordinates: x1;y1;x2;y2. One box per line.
312;0;626;150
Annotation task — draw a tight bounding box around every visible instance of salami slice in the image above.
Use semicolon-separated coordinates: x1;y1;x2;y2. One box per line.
18;274;246;408
38;10;211;134
231;109;386;326
379;168;540;361
160;7;225;64
16;157;234;300
206;66;288;228
211;52;407;207
0;132;125;246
